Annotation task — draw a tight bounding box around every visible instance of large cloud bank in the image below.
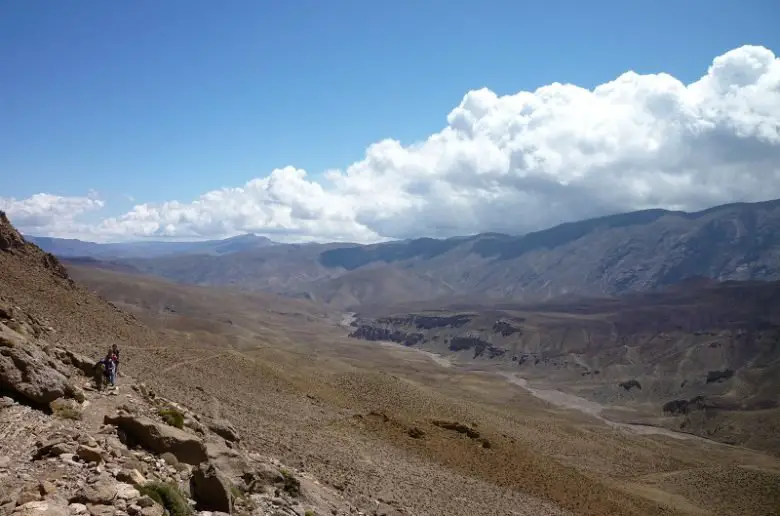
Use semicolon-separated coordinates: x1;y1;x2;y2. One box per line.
3;45;780;243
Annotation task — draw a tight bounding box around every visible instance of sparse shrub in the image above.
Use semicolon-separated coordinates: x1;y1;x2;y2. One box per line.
160;452;179;466
158;407;185;429
280;469;301;497
618;379;642;391
50;398;82;420
705;369;734;384
305;510;316;516
138;482;191;516
407;427;425;439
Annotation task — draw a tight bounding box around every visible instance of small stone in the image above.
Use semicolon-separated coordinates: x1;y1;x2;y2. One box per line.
115;483;140;500
77;445;104;464
69;502;88;514
86;503;115;516
116;468;146;486
38;480;57;495
59;453;79;466
140;506;164;516
136;496;154;508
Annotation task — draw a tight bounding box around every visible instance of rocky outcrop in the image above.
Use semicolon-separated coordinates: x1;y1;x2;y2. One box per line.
0;326;83;406
48;348;97;377
190;462;233;512
448;336;506;359
103;414;209;465
662;396;710;415
348;325;424;347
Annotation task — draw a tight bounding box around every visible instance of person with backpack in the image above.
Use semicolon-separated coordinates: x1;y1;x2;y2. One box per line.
107;344;120;378
95;351;117;388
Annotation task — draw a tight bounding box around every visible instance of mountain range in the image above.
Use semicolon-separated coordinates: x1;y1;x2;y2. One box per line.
30;198;780;309
26;232;277;259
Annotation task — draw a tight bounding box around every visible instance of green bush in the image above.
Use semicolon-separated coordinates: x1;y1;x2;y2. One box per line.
158;407;185;429
138;482;191;516
50;398;82;420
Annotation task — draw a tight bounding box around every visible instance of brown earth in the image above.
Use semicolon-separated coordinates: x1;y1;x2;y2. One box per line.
3;212;780;515
348;278;780;454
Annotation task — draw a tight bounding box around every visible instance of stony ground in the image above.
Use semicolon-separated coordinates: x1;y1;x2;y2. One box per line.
1;321;364;516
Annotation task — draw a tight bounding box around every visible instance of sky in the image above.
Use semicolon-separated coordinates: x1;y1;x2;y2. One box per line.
1;0;779;243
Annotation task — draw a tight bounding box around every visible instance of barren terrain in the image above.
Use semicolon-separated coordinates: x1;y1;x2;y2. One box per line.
3;212;780;515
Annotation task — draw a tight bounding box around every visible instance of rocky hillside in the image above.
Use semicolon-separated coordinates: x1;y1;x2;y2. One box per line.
1;308;355;516
347;279;780;453
66;198;780;309
0;212;371;515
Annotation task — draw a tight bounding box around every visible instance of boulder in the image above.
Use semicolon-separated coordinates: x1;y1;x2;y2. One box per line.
76;445;104;464
71;479;118;505
207;419;240;444
0;329;81;406
205;440;252;483
12;500;70;516
190;463;233;513
104;414;208;465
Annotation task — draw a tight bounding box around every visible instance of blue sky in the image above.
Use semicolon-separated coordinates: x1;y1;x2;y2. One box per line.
1;0;779;241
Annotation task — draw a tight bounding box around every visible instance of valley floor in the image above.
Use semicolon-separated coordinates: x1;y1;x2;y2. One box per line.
30;265;780;516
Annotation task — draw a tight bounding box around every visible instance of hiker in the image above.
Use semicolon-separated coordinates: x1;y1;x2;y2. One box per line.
94;352;117;389
106;352;118;386
107;344;120;377
99;349;119;387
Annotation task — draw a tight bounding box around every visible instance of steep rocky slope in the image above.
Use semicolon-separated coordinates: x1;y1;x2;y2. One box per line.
348;279;780;453
0;314;353;515
0;212;364;516
66;198;780;309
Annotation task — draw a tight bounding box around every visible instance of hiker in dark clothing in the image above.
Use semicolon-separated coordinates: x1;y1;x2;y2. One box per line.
108;344;120;377
95;351;117;388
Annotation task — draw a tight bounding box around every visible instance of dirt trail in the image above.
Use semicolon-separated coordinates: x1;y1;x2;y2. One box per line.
499;372;712;441
374;339;454;368
161;352;227;373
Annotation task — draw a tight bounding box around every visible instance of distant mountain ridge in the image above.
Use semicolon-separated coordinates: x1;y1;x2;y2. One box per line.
33;198;780;308
26;232;277;259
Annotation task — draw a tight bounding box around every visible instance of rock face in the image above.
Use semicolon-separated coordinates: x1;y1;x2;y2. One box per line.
190;462;234;513
0;327;81;406
48;348;96;377
103;414;209;465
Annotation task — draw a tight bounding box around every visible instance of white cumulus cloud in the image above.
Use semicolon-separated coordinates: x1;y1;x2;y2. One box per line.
0;192;105;238
4;45;780;243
